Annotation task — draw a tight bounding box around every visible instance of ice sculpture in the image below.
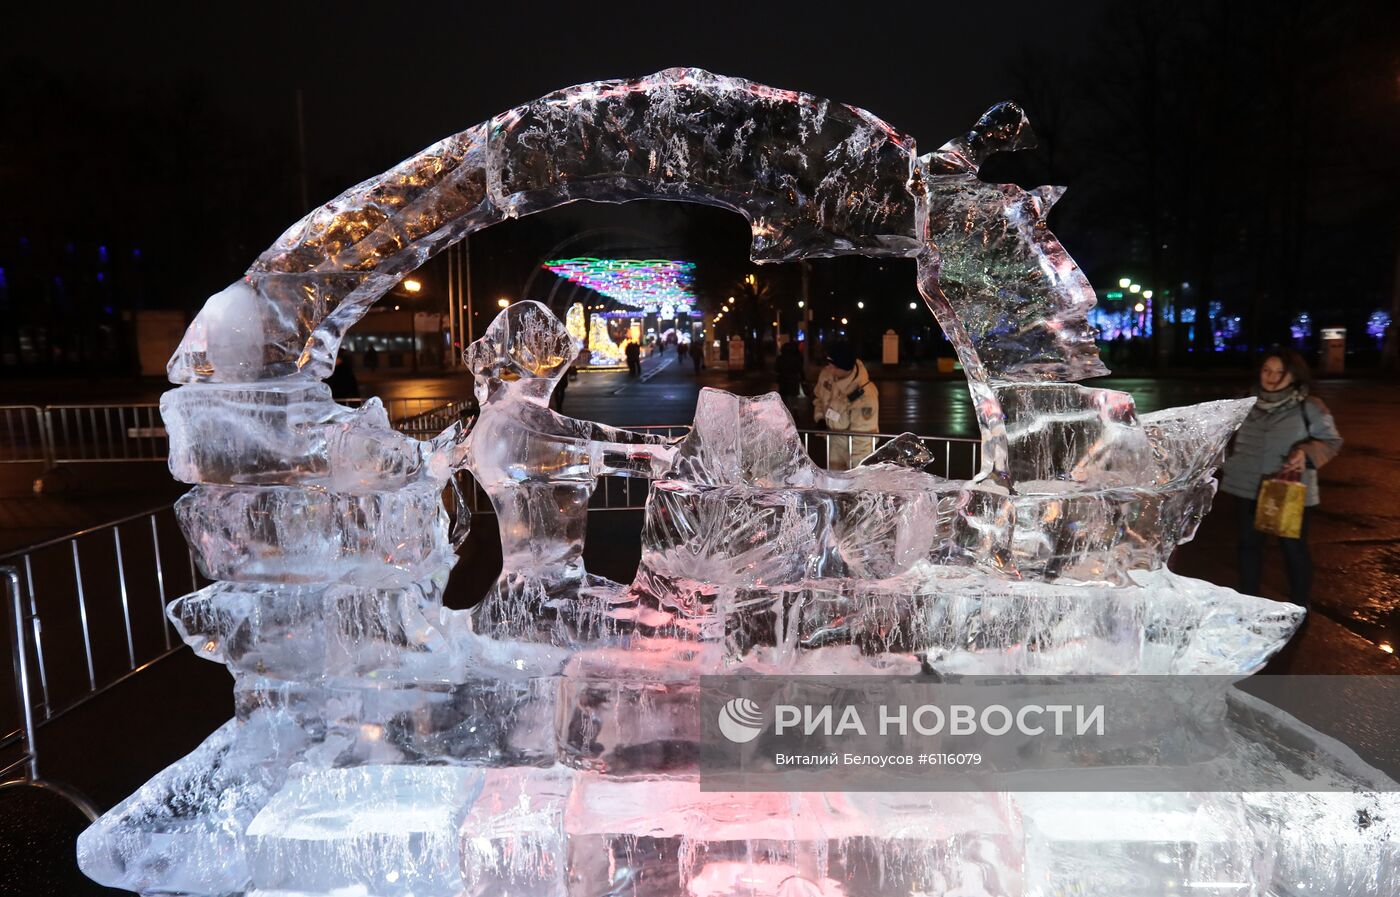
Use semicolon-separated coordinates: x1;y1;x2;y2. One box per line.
460;301;675;624
80;69;1398;897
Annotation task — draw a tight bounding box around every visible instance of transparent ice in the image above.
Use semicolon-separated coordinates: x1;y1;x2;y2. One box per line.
461;301;676;626
80;68;1397;897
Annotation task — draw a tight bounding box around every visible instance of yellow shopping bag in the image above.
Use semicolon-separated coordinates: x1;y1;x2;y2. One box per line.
1254;477;1306;539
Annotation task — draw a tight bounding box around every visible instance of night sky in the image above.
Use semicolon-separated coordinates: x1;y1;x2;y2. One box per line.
6;1;1105;185
3;0;1395;365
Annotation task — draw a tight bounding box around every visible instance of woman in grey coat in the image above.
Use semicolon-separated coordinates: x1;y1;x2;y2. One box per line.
1220;350;1343;607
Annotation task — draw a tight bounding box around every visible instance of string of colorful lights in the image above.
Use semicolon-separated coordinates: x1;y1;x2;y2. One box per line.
543;257;696;317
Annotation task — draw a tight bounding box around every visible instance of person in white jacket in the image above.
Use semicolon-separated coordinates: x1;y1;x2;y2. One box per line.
812;342;878;470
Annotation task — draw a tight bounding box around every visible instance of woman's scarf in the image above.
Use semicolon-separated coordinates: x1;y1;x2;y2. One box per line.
1252;383;1308;415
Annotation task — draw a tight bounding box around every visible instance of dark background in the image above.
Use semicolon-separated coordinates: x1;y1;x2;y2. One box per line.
2;0;1396;374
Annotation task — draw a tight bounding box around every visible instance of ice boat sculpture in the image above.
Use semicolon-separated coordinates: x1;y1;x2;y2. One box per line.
80;69;1398;897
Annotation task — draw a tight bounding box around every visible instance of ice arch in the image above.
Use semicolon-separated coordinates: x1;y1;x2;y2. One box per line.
167;67;1106;482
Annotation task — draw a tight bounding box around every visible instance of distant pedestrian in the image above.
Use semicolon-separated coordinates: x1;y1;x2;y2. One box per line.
812;342;878;470
690;339;705;373
1220;350;1343;607
776;341;804;398
327;350;360;399
363;345;379;372
625;340;642;377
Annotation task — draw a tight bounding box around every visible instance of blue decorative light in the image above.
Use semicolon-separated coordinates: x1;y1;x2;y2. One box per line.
1367;310;1391;344
1088;301;1152;340
1214;314;1241;351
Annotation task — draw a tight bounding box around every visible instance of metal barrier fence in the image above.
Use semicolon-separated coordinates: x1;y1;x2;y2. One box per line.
0;507;206;819
0;406;48;463
44;404;170;462
0;403;982;490
0;398;480;466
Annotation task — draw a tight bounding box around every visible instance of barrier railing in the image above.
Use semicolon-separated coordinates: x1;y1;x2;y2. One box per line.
44;404;169;463
0;406;48;463
0;404;982;488
0;507;206;819
0;398;480;466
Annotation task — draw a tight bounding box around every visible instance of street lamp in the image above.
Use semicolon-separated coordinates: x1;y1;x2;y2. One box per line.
497;297;510;308
797;300;805;308
909;302;918;309
1142;290;1154;299
856;301;865;309
1129;284;1141;294
403;278;422;293
1118;278;1131;288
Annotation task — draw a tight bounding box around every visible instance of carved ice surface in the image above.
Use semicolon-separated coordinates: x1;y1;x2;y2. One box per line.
462;301;676;617
245;765;485;895
81;68;1397;897
167;577;455;683
177;482;460;587
918;103;1105;385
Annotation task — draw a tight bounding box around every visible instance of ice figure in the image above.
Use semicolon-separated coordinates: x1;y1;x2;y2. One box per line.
81;69;1398;897
461;301;676;630
916;104;1105;385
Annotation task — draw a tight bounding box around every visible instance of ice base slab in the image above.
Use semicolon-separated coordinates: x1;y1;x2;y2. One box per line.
563;777;1024;897
1018;790;1400;897
1019;791;1268;897
456;768;1025;897
76;719;290;896
246;765;485;896
1245;792;1400;896
78;727;1400;897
